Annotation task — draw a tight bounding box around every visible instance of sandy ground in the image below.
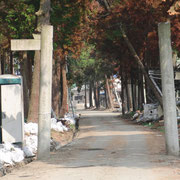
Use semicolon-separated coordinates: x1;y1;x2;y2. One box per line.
1;110;180;180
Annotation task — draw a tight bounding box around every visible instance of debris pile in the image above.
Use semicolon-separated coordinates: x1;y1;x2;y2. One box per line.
0;113;77;170
0;142;24;166
51;118;68;132
64;113;77;125
23;122;38;157
132;103;163;122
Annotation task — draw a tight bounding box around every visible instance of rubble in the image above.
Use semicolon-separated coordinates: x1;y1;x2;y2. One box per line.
24;122;38;135
0;113;77;174
51;118;68;132
23;135;37;157
132;103;162;123
132;110;141;120
64;113;77;125
0;142;24;165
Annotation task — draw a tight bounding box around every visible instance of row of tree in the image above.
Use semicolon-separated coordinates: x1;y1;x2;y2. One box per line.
0;0;179;121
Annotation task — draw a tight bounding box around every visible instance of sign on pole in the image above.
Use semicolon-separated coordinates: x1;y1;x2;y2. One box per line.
11;39;40;51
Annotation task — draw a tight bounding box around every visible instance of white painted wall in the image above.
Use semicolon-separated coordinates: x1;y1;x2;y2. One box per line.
1;84;24;143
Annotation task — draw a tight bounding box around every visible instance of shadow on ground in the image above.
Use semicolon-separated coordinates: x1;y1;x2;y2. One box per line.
38;110;179;170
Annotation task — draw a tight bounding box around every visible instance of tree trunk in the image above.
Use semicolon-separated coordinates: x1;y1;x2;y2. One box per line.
27;51;40;123
124;87;128;113
1;52;5;74
60;62;68;118
141;75;145;105
36;0;51;32
27;53;32;96
127;83;133;111
120;68;125;115
142;75;146;104
121;82;125;115
10;52;13;74
89;81;93;108
28;0;51;122
125;81;129;112
84;82;87;109
105;75;113;109
93;81;100;109
52;56;61;117
134;83;138;110
20;52;29;120
104;88;109;109
138;70;144;110
120;26;163;107
137;69;141;110
138;80;141;110
97;82;100;109
131;70;136;111
4;52;9;74
94;82;98;109
5;52;10;74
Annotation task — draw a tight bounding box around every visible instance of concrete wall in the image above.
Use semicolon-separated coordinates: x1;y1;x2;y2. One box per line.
1;84;24;143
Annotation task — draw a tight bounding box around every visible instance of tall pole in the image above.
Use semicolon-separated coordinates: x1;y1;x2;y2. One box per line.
37;25;53;159
158;22;179;156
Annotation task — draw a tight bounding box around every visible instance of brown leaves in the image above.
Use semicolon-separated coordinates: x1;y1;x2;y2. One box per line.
145;0;162;8
168;1;180;15
171;18;180;50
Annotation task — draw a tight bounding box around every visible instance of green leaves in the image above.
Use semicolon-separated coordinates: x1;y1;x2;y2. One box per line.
51;0;82;46
5;2;36;39
67;44;96;87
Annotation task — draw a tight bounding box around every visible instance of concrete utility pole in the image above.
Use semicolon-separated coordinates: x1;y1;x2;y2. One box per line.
37;25;53;159
158;22;179;156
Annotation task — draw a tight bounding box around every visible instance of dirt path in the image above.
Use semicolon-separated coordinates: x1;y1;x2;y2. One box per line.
2;110;180;180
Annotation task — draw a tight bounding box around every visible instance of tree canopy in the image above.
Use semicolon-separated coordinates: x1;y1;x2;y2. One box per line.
0;0;179;114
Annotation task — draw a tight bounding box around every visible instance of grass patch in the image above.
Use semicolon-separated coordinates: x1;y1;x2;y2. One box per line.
142;122;165;132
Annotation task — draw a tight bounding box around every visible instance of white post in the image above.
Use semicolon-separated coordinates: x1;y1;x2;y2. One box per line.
158;22;179;156
37;25;53;159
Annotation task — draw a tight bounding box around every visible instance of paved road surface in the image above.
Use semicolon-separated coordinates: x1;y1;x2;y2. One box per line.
2;110;180;180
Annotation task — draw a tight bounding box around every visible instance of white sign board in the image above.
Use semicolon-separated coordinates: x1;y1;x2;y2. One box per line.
11;39;41;51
